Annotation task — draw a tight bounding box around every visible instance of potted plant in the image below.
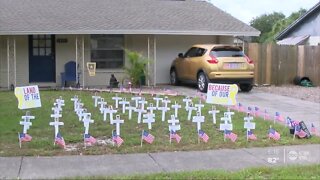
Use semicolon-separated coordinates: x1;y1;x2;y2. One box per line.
124;49;150;87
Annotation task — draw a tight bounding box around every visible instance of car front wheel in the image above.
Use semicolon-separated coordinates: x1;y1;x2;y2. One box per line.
197;72;208;92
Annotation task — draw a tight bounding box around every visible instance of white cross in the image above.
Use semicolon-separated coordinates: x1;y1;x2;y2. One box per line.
168;115;181;132
83;113;94;134
208;106;220;124
139;98;148;110
224;109;235;120
146;103;157;114
20;121;32;134
71;96;79;111
220;115;233;131
98;98;107;114
75;101;83;113
171;101;181;118
244;114;255;131
101;105;110;121
131;96;142;108
125;104;136;120
108;106;118;124
135;106;147;123
92;95;101;107
49;121;64;137
182;96;192;111
21;114;35;123
113;115;124;136
162;97;171;108
52;105;62;115
158;106;170;122
186;104;197;121
143;113;155;130
153;96;163;109
192;111;205;132
194;101;204;116
55;97;65;109
50;113;62;121
77;108;88;122
119;98;130;114
112;95;122;109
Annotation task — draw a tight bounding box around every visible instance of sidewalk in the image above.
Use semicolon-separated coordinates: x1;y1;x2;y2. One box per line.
1;144;319;179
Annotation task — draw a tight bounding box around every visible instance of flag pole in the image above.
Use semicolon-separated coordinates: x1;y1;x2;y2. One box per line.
293;125;296;140
169;132;172;144
140;130;144;147
224;130;226;142
269;125;272;140
197;130;200;144
247;130;249;142
18;132;21;149
83;133;86;149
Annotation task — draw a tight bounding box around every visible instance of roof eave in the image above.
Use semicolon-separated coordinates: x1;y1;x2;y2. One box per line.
0;30;260;37
276;2;320;40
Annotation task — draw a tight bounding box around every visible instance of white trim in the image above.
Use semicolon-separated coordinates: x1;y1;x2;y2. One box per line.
7;37;9;89
13;37;16;87
0;30;260;36
153;36;157;86
75;35;78;87
147;36;150;86
82;35;85;87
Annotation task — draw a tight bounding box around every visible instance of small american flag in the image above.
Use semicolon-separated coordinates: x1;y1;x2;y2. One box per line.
170;131;181;143
143;130;155;144
55;132;66;148
248;130;257;140
198;130;209;143
19;133;32;142
311;123;317;135
247;107;254;116
268;128;280;141
224;130;237;142
254;106;261;116
275;112;285;122
295;125;307;138
84;133;96;145
112;131;124;147
238;103;245;112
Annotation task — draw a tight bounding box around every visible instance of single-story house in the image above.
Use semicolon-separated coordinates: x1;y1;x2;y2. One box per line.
276;2;320;45
0;0;259;89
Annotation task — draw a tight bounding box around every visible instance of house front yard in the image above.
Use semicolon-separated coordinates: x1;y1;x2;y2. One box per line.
0;90;319;156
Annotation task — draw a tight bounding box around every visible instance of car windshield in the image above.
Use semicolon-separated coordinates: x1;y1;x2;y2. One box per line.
210;48;244;57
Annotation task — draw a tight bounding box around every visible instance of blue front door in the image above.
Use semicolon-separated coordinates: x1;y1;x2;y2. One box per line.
29;35;56;82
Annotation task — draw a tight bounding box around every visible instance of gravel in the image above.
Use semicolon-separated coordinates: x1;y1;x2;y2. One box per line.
254;85;320;103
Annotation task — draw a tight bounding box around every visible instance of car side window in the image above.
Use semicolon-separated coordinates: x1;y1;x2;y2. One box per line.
184;47;206;58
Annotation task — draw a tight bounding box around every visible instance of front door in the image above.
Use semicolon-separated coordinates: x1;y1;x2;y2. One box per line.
29;35;56;82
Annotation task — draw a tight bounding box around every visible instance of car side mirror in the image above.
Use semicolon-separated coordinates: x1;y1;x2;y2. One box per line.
178;53;184;58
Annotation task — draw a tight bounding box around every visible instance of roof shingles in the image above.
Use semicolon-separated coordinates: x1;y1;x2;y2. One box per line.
0;0;259;36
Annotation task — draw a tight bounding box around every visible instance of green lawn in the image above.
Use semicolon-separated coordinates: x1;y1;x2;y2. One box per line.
0;90;319;156
97;164;320;180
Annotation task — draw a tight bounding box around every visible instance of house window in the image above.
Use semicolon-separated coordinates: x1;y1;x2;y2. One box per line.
90;35;124;69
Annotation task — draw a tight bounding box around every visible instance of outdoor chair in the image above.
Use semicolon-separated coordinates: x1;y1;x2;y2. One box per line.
61;61;76;87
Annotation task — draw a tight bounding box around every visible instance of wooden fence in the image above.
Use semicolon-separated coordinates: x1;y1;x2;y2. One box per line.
246;43;320;86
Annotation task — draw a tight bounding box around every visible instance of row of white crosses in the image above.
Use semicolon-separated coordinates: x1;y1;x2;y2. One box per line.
49;97;65;147
72;95;95;137
49;97;65;137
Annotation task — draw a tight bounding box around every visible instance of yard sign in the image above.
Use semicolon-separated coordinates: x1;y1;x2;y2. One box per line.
14;85;41;109
206;83;238;106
